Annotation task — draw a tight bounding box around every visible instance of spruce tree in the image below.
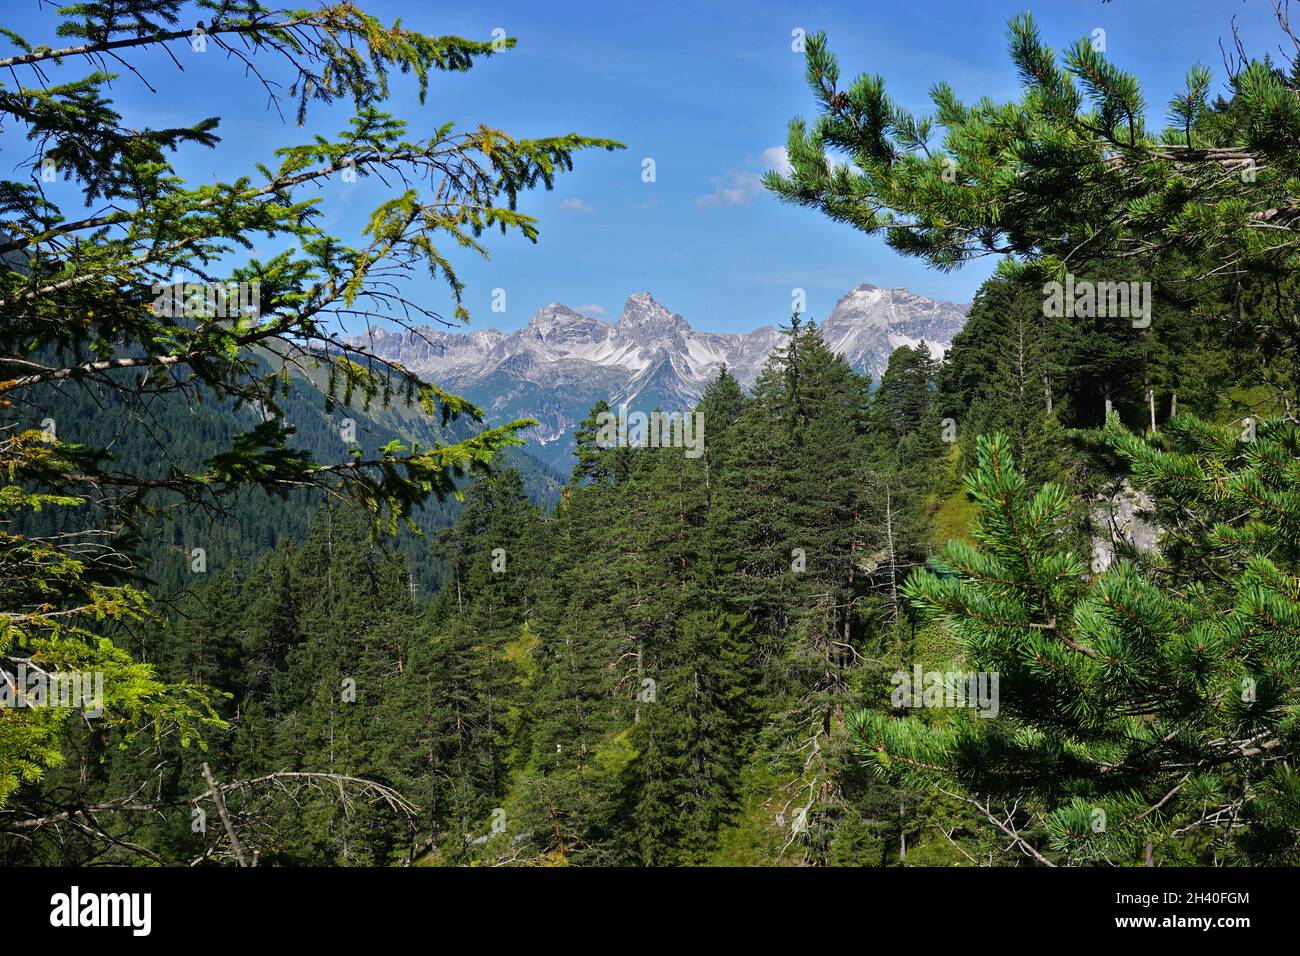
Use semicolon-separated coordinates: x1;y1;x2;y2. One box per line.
0;0;618;818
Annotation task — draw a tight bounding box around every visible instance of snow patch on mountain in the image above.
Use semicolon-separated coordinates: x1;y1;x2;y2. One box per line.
348;283;967;465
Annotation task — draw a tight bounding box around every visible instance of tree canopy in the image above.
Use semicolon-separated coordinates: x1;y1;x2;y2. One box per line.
0;0;618;807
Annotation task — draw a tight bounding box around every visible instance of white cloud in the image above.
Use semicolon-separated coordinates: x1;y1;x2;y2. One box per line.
575;303;608;318
696;146;793;208
761;145;793;176
560;197;594;214
696;170;765;208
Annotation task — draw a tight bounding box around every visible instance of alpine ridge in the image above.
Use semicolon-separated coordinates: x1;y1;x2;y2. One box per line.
353;283;968;465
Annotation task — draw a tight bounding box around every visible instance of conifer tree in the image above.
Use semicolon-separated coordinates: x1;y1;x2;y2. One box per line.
0;0;617;820
853;420;1300;864
769;12;1300;290
709;316;881;861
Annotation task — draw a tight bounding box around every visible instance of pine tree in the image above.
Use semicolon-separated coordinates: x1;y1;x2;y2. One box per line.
853;419;1300;864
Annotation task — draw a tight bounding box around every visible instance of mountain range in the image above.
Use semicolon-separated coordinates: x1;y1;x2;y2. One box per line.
352;283;968;467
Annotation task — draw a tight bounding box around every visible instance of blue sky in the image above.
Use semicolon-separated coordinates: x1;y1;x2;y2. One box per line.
4;0;1288;333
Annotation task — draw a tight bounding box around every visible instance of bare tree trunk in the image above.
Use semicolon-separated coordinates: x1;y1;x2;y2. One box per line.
634;644;643;725
1144;347;1156;433
885;488;899;624
899;796;907;862
1043;370;1053;416
845;506;860;671
201;762;249;867
1016;316;1026;399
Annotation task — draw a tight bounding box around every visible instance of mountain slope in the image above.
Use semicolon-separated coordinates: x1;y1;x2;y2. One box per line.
353;283;967;466
7;350;562;597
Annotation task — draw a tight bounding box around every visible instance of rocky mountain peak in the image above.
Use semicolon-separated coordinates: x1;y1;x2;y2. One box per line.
524;302;599;335
348;281;968;465
616;292;691;338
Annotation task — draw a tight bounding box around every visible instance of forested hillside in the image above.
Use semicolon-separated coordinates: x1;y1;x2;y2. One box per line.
3;1;1300;873
7;350;561;598
11;266;1295;864
2;316;966;865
